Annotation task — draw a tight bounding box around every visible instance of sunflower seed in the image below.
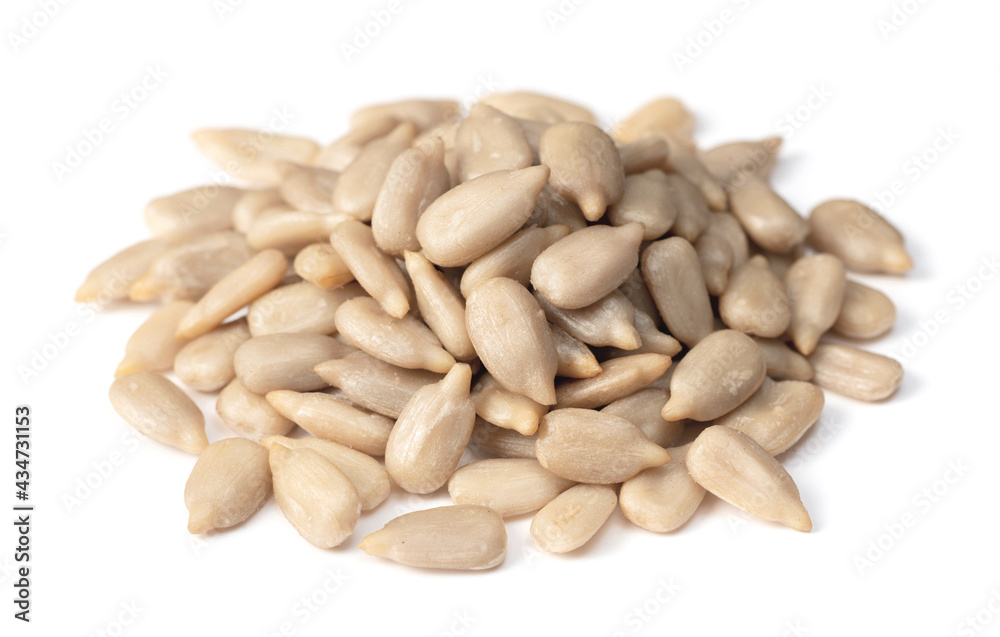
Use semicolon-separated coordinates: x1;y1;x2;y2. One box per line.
833;280;896;339
175;319;251;392
716;377;825;455
809;199;913;273
470;420;537;459
530;483;617;553
129;231;254;302
642;236;714;347
532;185;589;231
617;137;670;175
359;504;507;570
465;278;558;405
603;309;682;359
385;364;476;494
662;329;766;421
694;233;733;296
330;220;414;319
77;237;173;303
247;281;363;337
704;211;750;268
417;165;551;267
481;91;595;124
618;268;661;322
232;188;285;233
539;122;625;221
459;225;570;297
144;185;244;236
719;255;791;338
550;323;602;379
536;289;641;350
216;378;295;439
686;426;811;531
233;333;352;394
700;137;782;187
662;134;728;212
614;97;696;147
116;300;194;376
784;253;847;355
192;129;320;184
109;371;208;454
185;438;272;534
293;243;354;289
176;249;288;339
349;99;460;132
555;353;672;409
314;351;443;418
277;163;339;213
316;115;400;171
471;372;547;436
607;170;677;240
260;435;389;511
333;121;417;221
246;209;348;254
536;408;672;483
269;444;361;548
403;250;476;361
265;390;394;456
511;116;549;163
728;175;809;254
455;104;533;182
619;443;705;533
448;458;576;516
752;337;814;381
601;388;685;448
808;343;903;401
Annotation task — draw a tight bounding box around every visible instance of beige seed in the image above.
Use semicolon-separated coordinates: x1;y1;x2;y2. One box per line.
349;99;460;132
176;249;288;339
269;444;361;548
539;122;625;221
455;104;533;182
601;388;684;448
334;297;455;373
175;319;251;392
233;333;353;394
449;458;576;516
385;364;476;494
700;137;782;187
808;343;903;401
403;251;476;361
316;115;400;172
662;329;766;422
412;119;458;151
716;377;825;455
460;225;570;297
532;223;644;309
686;426;812;532
612;309;683;358
293;243;354;290
785;253;847;355
809;199;913;273
662;134;728;212
530;484;617;553
550;323;602;379
536;290;641;350
185;438;272;534
536;408;672;483
465;278;558;405
277;163;339;214
116;300;194;376
247;281;363;337
617;137;670;175
246;209;348;254
618;268;661;321
662;173;711;241
555;354;672;410
359;504;507;570
471;372;548;436
765;245;806;280
729;176;809;254
314;351;443;419
511;116;549;163
76;237;173;303
232;188;285;233
216;378;294;439
642;237;714;347
109;371;208;454
265;390;394;456
371;138;452;256
532;185;589;231
470;420;537;459
330;220;414;319
719;255;791;338
481;91;595;124
694;233;733;296
614;97;696;146
144;185;244;236
332;121;417;221
619;444;705;533
704;211;750;268
607;170;677;240
260;436;389;511
129;231;254;302
753;337;814;381
192;129;319;184
833;280;896;339
416;165;551;267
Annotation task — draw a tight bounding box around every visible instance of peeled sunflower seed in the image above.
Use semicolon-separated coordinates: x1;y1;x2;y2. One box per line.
246;209;347;254
607;170;677;240
642;236;714;347
385;364;476;494
539;121;625;221
470;420;537;459
530;484;618;553
77;237;174;304
619;443;706;533
260;436;389;511
334;297;456;373
416;165;551;267
247;281;363;337
277;163;339;214
808;199;913;273
116;300;193;376
129;231;254;302
482;91;594;123
614;97;696;147
316;115;400;172
403;250;476;361
455;103;533;182
719;255;791;338
715;377;825;455
555;353;672;410
662;329;766;422
176;249;288;340
618;268;661;321
784;253;847;355
174;318;250;392
330;220;413;319
359;504;507;571
728;176;810;254
531;223;644;309
601;388;685;448
232;188;285;233
549;323;602;379
233;333;352;394
293;242;354;290
448;458;576;516
265;390;394;456
349;99;460;132
660;172;711;242
532;184;589;231
807;343;903;402
603;309;683;359
269;444;361;548
694;233;733;296
332;121;417;221
216;377;294;439
459;225;570;297
314;351;443;419
144;185;244;236
700;137;782;187
833;280;896;339
661;133;728;213
471;372;548;436
536;408;672;484
617;138;670;176
536;290;641;350
185;438;272;534
191;129;319;184
109;371;208;454
686;426;812;532
371;137;452;256
465;277;558;405
704;211;750;268
753;337;814;381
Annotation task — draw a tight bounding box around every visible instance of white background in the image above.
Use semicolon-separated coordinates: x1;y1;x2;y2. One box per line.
2;0;1000;635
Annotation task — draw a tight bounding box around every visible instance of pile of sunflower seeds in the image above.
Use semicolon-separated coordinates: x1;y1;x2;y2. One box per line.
81;93;909;570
